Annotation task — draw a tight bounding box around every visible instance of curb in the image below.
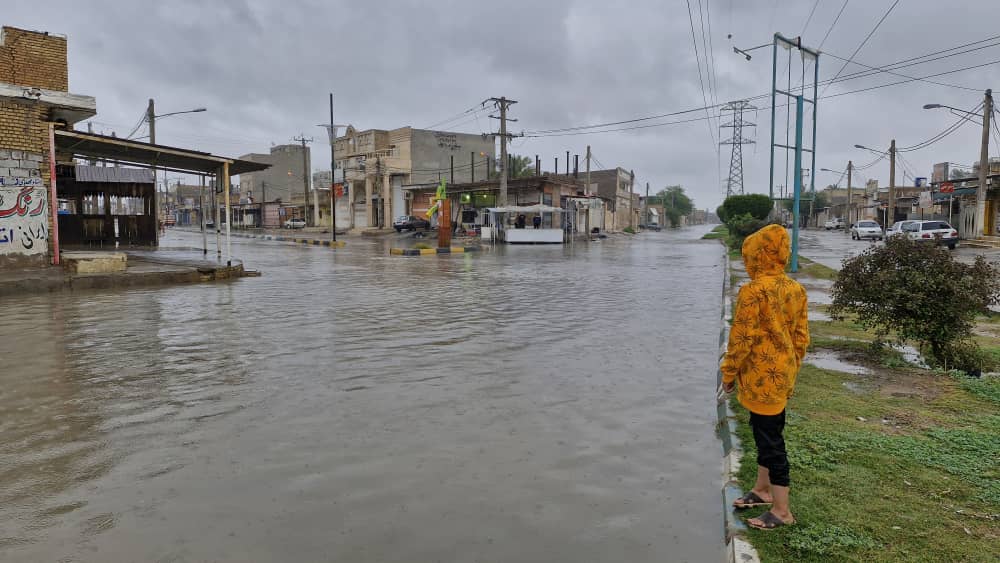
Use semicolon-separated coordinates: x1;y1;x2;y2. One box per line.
179;229;346;248
715;244;762;563
389;246;481;257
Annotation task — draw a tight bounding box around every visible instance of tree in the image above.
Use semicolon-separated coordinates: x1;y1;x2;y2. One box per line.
722;194;771;222
830;237;1000;372
782;190;829;222
648;186;694;227
502;155;536;179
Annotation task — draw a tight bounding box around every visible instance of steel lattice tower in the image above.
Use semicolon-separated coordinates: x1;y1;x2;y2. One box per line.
720;100;757;196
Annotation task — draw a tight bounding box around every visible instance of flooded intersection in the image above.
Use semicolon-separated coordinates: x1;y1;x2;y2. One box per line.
1;227;725;562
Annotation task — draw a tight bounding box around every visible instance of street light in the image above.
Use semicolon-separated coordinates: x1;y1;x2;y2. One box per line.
923;103;983;125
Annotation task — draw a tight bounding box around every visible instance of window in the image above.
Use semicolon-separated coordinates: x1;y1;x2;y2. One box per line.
922;222;947;230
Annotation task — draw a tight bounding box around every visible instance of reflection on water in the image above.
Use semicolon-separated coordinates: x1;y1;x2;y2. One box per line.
1;227;725;562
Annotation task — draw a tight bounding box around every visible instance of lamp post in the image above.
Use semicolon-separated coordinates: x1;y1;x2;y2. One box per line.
145;99;207;245
924;89;993;238
821;162;854;228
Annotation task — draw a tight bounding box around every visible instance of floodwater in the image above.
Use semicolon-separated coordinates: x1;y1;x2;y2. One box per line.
1;226;726;562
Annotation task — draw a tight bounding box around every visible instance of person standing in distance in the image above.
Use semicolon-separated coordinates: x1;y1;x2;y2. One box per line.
721;224;809;530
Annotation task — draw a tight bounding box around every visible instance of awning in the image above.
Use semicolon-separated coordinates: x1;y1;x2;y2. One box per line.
55;129;270;176
649;208;659;216
487;204;567;213
932;187;977;201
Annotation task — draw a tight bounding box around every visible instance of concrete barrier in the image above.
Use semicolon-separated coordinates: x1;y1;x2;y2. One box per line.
389;246;481;257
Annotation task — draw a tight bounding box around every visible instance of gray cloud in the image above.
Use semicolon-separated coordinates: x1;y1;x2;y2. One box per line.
5;0;999;209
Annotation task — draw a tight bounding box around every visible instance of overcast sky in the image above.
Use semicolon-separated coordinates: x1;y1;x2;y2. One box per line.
6;0;1000;209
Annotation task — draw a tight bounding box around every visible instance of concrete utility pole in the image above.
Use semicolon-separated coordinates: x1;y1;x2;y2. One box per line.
294;134;313;225
486;97;518;206
200;175;207;255
147;99;158;245
888;139;896;227
976;89;993;239
586;145;591;195
846;160;853;228
329;94;337;242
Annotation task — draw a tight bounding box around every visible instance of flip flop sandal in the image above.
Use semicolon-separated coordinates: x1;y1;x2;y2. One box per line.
747;510;795;531
733;491;772;509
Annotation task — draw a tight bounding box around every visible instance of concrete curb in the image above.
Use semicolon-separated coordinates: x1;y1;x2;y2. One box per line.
389;246;481;257
715;244;762;563
176;229;346;248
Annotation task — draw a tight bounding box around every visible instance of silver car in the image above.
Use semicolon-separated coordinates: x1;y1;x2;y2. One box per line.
850;220;883;241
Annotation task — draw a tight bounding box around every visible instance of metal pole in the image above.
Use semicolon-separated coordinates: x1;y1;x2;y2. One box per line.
791;95;804;273
148;98;158;246
200;175;207;255
223;162;232;267
976;89;993;238
768;36;777;200
328;95;338;242
846;160;853;230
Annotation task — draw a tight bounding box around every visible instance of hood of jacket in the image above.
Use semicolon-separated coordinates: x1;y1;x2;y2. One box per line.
742;224;790;279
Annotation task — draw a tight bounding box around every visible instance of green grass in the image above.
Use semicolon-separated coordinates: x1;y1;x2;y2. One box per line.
794;257;839;281
729;254;1000;561
731;366;1000;562
702;224;729;240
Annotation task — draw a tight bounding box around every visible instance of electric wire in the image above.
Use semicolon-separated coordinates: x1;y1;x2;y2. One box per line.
818;0;850;49
685;0;719;147
897;102;983;152
819;0;900;97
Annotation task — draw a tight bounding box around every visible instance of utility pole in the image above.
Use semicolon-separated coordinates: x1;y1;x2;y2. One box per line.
720;100;757;196
329;94;337;242
976;89;993;239
888;139;896;227
147;98;158;245
846;160;853;229
200;175;207;255
586;145;591;196
486;97;518;206
293;134;313;225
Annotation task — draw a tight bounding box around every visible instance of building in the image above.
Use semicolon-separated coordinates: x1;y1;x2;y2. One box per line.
238;143;312;221
334;126;495;230
0;26;95;266
584;168;636;232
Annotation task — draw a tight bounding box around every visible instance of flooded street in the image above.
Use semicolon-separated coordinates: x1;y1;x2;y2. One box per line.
1;226;725;562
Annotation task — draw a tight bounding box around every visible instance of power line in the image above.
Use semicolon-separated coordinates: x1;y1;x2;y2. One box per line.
686;0;718;147
819;0;900;97
898;102;983;152
818;0;850;49
800;0;821;35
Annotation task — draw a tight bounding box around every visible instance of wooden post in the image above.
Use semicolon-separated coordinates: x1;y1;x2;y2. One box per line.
438;198;451;248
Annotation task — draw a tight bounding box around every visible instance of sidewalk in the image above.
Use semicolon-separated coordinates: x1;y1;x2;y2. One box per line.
0;250;246;298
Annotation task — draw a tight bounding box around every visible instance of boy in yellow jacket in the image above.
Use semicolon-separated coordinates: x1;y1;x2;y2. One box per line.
721;224;809;530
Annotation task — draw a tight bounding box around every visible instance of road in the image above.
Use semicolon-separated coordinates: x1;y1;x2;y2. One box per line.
0;226;727;562
796;227;1000;271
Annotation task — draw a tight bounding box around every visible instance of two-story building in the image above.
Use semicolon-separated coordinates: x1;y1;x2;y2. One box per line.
334;126;495;230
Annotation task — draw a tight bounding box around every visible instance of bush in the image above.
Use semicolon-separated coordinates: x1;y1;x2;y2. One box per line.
830;237;1000;372
716;204;729;224
623;226;636;234
721;194;772;222
725;213;770;250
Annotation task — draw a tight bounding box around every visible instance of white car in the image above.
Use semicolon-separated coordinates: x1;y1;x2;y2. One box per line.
850;220;883;241
885;220;916;239
903;220;959;249
284;218;307;229
824;218;844;230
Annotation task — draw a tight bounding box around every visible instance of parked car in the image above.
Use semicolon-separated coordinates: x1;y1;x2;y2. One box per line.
639;223;662;231
393;215;431;232
824;217;844;230
903;220;959;249
885;220;916;239
850;220;883;241
284;218;307;229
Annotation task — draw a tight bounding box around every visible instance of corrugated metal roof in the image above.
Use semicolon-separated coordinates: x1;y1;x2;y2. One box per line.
74;165;154;183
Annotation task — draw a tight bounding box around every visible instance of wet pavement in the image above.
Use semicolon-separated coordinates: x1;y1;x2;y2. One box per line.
796;227;1000;271
0;226;726;562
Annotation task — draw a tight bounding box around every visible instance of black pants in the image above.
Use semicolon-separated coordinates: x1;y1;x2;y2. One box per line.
750;410;789;487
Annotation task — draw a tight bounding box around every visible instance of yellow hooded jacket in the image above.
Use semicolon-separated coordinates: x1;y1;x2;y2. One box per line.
721;224;809;415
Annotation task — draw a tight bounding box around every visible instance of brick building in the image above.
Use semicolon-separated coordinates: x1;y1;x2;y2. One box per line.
0;26;95;267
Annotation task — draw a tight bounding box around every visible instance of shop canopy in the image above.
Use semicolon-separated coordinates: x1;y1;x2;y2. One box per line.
55;129;269;176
